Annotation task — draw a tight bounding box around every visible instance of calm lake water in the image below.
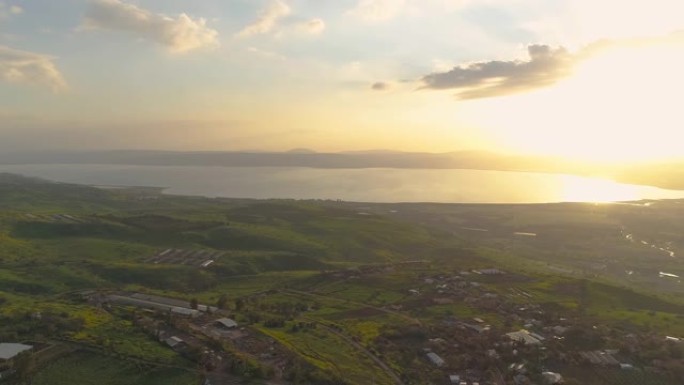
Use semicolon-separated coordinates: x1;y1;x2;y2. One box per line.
2;164;684;204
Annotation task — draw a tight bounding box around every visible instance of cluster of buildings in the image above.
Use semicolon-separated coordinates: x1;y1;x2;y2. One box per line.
395;270;612;384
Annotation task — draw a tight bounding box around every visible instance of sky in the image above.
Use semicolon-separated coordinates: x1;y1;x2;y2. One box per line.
1;0;684;162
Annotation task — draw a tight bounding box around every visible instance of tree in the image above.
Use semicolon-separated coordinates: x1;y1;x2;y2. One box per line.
217;294;229;310
235;298;245;311
14;351;36;384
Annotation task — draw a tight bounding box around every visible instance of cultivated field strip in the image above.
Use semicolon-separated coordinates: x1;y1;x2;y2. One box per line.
144;248;225;267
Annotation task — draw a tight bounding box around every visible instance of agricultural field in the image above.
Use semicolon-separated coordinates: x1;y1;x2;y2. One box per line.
144;248;226;267
257;323;395;385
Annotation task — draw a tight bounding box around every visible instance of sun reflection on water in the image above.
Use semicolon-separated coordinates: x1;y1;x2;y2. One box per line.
558;175;679;203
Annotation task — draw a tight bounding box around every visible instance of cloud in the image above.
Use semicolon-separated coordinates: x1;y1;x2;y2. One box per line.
348;0;474;22
371;81;390;90
247;46;286;61
420;30;684;100
349;0;406;23
237;0;291;37
82;0;219;53
0;2;23;18
421;44;575;100
0;45;67;91
296;18;325;35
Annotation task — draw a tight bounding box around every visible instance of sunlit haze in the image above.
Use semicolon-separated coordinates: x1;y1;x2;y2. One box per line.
4;3;684;384
1;0;684;164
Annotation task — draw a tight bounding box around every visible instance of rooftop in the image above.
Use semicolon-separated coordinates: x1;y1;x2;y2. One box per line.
506;330;543;345
426;352;445;367
215;318;238;329
0;343;32;361
165;336;185;348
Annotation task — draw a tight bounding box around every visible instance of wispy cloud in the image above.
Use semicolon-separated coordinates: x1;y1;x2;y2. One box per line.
295;18;326;35
0;45;67;92
0;1;23;18
82;0;219;54
348;0;473;23
349;0;406;23
237;0;291;38
247;46;286;61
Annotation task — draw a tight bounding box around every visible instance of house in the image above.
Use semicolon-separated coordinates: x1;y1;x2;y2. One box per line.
0;343;32;362
107;295;201;318
164;336;186;350
477;269;504;275
506;330;543;345
529;332;546;342
461;323;490;334
579;351;620;366
129;293;217;313
214;318;238;330
426;352;445;367
171;307;201;318
541;372;563;384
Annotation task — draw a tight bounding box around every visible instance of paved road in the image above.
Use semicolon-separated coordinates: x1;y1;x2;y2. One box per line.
307;319;405;385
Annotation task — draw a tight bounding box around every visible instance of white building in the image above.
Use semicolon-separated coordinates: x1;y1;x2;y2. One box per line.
426;352;445;367
0;343;32;362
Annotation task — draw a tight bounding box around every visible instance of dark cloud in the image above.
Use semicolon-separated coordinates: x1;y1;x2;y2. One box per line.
421;45;574;100
371;81;390;91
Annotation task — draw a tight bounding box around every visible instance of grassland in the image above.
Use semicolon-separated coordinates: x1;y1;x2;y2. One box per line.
31;352;197;385
257;323;394;385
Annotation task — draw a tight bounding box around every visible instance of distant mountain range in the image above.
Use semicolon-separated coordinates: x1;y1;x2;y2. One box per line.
1;150;682;190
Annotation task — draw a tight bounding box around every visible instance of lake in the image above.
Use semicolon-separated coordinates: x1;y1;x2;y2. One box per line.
2;164;684;204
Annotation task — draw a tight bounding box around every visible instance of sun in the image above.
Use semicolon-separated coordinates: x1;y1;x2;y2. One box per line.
468;42;684;164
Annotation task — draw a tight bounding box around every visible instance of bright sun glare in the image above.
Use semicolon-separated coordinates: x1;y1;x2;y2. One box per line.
559;176;641;202
558;174;684;203
472;42;684;164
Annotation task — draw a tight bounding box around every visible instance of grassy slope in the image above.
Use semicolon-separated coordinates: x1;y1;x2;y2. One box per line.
2;174;684;385
31;352;197;385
